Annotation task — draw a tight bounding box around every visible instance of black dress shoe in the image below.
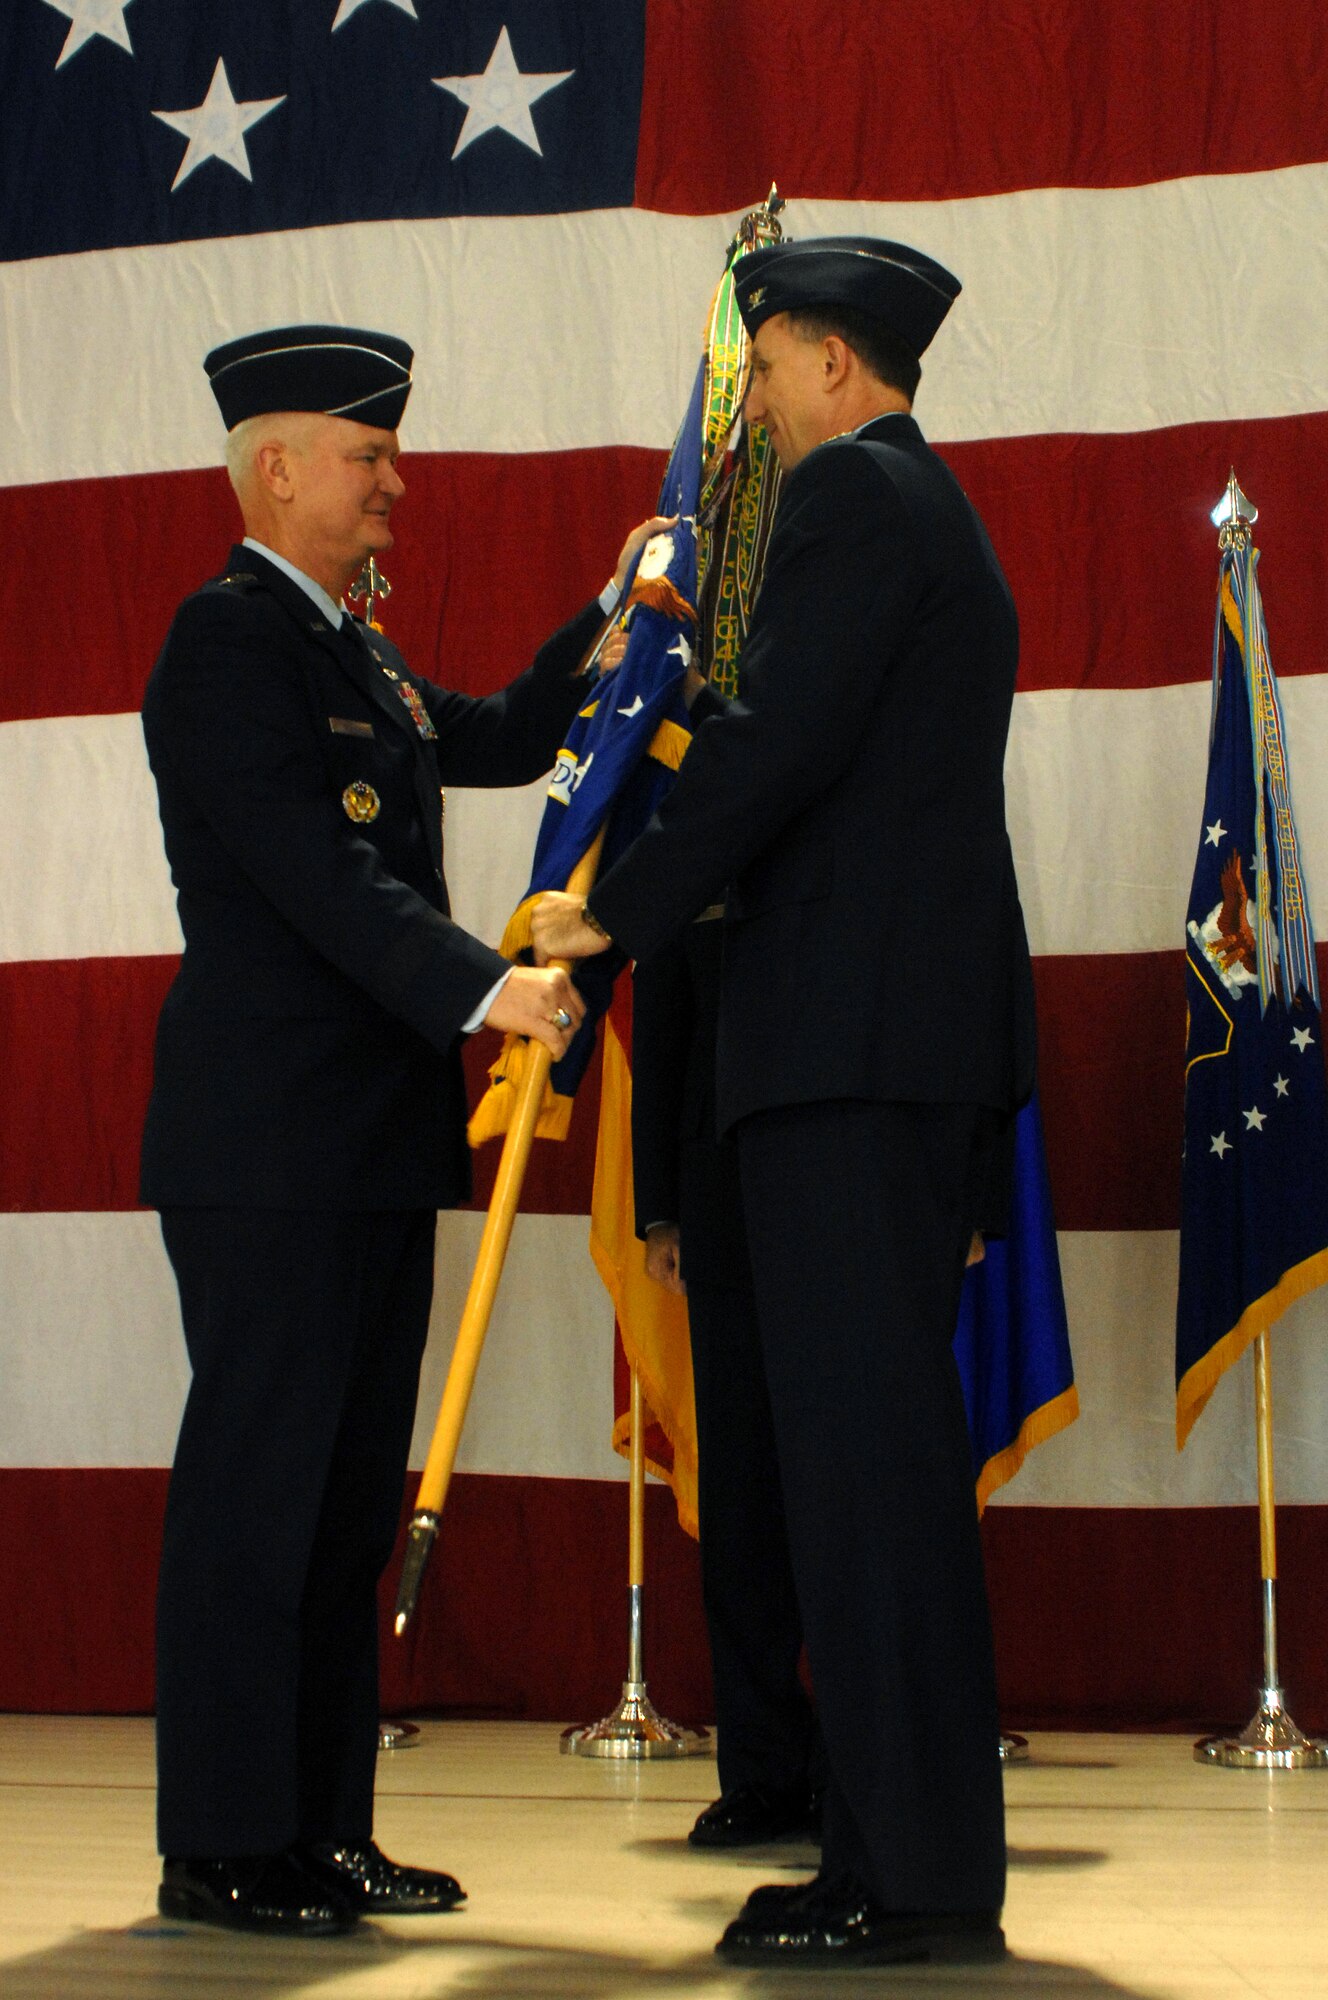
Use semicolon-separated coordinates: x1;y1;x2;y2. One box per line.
688;1781;820;1849
737;1875;816;1918
294;1839;466;1913
717;1871;1005;1967
159;1854;357;1935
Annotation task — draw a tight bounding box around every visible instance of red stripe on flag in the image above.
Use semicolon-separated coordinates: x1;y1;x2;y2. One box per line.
0;956;177;1212
9;950;1327;1226
0;957;601;1216
1035;951;1186;1233
8;949;1326;1224
7;415;1327;724
0;451;663;724
946;414;1328;695
4;1467;1326;1731
1036;944;1328;1231
638;0;1328;208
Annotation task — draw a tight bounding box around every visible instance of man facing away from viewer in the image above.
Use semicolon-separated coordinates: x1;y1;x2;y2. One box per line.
534;238;1035;1970
142;323;666;1935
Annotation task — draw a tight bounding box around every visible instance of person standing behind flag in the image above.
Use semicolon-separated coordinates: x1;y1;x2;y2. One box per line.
142;322;666;1936
631;763;823;1850
534;238;1034;1969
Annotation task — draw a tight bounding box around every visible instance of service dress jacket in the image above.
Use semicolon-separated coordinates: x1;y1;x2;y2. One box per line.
592;413;1035;1134
141;543;599;1212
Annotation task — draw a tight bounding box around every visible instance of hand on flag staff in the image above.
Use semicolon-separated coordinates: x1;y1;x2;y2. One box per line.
481;962;585;1059
531;888;613;964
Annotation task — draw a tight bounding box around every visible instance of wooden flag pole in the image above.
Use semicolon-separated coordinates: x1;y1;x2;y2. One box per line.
393;834;604;1635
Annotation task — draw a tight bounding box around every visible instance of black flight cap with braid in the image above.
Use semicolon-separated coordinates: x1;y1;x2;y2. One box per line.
734;237;961;358
204;324;414;431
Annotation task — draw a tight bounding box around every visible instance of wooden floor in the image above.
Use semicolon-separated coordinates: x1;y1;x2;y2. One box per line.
0;1716;1325;1997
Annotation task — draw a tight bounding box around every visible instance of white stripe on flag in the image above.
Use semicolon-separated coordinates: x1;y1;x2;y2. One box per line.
986;1229;1328;1508
5;1212;1326;1501
7;678;1328;963
5;163;1328;488
0;1210;622;1480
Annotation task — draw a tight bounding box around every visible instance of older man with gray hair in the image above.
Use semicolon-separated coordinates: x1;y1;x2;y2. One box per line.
143;322;662;1934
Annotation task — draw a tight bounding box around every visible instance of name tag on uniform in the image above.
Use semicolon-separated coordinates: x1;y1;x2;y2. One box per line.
329;716;375;738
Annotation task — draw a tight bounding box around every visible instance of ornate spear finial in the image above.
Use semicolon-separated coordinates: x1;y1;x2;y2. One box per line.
348;556;393;629
1212;468;1258;553
730;182;787;258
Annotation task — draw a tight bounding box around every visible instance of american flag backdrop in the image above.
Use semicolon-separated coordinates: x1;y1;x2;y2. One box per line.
3;0;1328;1727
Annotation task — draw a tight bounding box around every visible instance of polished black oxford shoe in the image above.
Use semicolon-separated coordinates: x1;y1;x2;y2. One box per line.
716;1871;1005;1967
294;1839;466;1913
737;1874;816;1918
158;1853;357;1934
688;1780;821;1849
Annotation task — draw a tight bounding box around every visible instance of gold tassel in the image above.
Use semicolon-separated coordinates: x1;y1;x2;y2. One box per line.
467;1031;574;1147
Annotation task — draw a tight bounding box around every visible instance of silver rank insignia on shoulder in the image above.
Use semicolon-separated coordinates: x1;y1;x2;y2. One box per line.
342;780;381;824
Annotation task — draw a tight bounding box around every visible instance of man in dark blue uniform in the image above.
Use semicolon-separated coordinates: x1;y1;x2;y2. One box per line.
534;240;1034;1969
143;324;664;1934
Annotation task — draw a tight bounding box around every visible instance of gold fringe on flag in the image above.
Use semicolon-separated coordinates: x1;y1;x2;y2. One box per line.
1176;1245;1328;1448
974;1385;1081;1514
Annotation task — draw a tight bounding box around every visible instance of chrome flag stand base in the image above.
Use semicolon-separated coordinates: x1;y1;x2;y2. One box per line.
1195;1686;1327;1770
1194;1342;1328;1772
999;1733;1029;1763
563;1372;709;1760
561;1669;708;1761
377;1720;421;1752
561;1584;708;1759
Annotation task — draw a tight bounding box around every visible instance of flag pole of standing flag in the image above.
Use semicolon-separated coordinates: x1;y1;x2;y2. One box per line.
1176;474;1328;1447
469;194;788;1531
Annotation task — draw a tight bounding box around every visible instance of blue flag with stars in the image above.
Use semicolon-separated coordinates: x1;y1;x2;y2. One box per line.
1175;524;1328;1445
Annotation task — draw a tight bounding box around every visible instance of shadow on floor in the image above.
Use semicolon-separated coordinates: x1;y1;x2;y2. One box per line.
626;1833;821;1870
1009;1758;1119;1771
0;1922;1165;2000
1009;1846;1109;1869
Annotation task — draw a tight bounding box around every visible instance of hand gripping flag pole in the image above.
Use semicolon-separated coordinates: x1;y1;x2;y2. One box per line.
1181;473;1328;1770
393;833;605;1637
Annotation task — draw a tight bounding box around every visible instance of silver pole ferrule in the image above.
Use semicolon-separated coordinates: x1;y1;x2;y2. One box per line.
627;1582;644;1686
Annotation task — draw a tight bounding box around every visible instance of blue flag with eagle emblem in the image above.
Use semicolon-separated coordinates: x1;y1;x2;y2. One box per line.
1175;515;1328;1446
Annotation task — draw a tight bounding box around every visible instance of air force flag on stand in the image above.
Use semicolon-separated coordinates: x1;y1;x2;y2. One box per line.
1176;499;1328;1446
